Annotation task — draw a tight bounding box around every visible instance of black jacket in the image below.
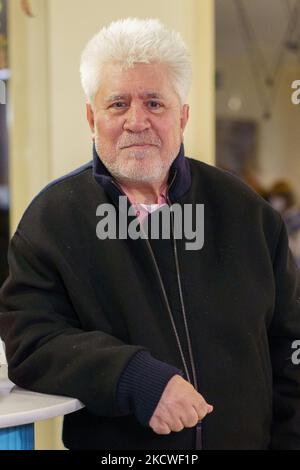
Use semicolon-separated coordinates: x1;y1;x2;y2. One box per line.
0;145;300;450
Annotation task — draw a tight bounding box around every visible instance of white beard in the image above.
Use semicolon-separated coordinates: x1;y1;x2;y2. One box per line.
95;138;177;183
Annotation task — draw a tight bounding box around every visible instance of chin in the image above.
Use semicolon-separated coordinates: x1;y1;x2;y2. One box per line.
120;167;165;183
122;147;158;160
119;155;164;180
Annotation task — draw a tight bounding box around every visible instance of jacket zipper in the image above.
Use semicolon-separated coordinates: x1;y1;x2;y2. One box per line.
166;174;203;451
112;175;196;385
112;174;202;449
166;192;198;391
141;234;194;387
166;184;203;450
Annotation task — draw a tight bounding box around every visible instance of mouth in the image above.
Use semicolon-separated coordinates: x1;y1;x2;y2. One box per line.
121;143;157;149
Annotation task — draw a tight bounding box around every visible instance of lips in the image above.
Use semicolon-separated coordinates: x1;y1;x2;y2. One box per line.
121;143;157;149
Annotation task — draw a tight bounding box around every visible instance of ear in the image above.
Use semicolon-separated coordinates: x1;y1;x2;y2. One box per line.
180;104;189;138
86;103;95;138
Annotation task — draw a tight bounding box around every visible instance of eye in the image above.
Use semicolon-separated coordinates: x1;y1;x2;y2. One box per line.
111;102;127;109
147;101;163;110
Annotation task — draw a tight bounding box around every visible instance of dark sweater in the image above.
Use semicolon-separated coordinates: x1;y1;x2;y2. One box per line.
0;145;300;450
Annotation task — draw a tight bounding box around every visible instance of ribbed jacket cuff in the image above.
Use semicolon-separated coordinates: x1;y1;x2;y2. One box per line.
117;350;183;427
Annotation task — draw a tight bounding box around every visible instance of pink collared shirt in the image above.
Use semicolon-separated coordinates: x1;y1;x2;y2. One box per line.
118;183;168;223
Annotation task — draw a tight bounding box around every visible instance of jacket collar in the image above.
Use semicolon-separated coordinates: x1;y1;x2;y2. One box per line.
92;142;191;202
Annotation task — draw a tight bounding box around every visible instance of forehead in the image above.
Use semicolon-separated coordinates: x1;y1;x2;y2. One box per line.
97;62;177;100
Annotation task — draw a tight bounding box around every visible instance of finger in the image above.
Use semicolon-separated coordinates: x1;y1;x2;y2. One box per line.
168;417;185;433
180;407;199;428
149;416;172;435
193;400;213;421
207;404;214;413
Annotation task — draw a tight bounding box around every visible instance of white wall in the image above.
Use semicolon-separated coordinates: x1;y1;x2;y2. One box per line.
8;0;50;232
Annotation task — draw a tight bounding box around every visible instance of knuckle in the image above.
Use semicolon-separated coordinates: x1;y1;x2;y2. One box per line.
186;415;199;427
181;407;200;427
196;400;207;414
163;399;176;412
170;421;184;433
197;394;207;406
154;407;170;423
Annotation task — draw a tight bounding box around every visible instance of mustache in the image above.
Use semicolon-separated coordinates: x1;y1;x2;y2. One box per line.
118;132;161;149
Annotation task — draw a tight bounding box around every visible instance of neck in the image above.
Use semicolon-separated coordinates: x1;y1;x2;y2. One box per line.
115;175;168;204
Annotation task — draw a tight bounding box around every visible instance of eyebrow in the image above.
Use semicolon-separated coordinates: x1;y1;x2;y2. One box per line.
104;92;165;103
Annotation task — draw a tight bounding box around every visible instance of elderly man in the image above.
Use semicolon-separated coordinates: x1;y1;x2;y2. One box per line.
0;18;300;450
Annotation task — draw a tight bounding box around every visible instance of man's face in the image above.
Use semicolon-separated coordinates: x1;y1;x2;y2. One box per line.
87;62;189;183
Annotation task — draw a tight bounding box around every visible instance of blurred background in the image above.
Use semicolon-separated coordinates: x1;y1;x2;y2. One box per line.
0;0;299;449
216;0;300;267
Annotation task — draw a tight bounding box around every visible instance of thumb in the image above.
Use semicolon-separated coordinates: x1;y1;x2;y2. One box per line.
207;404;214;414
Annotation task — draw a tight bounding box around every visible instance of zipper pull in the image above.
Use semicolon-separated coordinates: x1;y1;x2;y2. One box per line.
195;423;203;450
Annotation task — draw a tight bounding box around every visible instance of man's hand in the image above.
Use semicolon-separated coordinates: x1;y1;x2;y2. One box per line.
149;374;213;435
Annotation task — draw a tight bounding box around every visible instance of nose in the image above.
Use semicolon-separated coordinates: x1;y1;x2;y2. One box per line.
123;103;151;132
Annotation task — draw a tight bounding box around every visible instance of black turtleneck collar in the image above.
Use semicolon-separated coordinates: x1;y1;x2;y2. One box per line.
92;142;191;202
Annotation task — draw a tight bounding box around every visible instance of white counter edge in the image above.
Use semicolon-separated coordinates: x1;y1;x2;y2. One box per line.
0;387;85;429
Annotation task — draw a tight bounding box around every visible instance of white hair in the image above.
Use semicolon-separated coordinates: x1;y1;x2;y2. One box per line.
80;18;192;105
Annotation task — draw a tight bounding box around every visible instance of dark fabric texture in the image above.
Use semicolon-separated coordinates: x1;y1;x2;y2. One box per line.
0;145;300;450
117;350;183;426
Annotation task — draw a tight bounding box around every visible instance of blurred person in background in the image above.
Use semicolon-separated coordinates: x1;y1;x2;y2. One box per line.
240;167;269;201
268;180;300;269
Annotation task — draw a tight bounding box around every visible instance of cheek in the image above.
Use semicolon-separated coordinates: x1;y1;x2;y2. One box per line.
95;116;123;142
156;119;182;144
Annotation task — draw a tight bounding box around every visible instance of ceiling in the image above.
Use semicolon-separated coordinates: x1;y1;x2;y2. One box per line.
216;0;300;63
